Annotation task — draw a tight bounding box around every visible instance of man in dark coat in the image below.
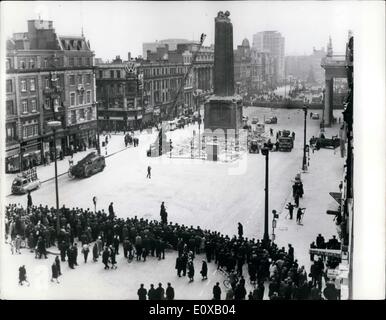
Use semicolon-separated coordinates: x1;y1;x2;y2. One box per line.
67;245;74;269
155;283;165;300
213;282;221;300
92;243;98;262
73;243;78;266
113;235;120;255
238;222;243;238
59;240;67;262
55;256;62;276
51;262;59;283
188;261;195;282
102;247;110;269
285;202;295;219
175;256;183;277
160;202;167;224
200;260;208;280
137;284;147;300
27;191;32;210
110;246;117;269
166;283;175;300
148;284;156;300
108;202;115;219
18;265;29;286
181;254;188;276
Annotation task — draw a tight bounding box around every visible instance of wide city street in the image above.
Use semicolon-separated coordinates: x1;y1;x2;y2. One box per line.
3;107;344;299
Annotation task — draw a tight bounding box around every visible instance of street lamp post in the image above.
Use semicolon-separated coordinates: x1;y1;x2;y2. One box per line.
94;101;101;155
47;120;62;235
261;144;272;245
302;106;308;171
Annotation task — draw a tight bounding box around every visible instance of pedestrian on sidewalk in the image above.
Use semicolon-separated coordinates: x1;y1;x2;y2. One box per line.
160;202;167;224
285;202;295;219
102;247;110;269
166;283;175;300
55;256;62;276
137;284;147;300
82;243;90;263
146;166;151;179
200;260;208;280
238;222;243;238
110;245;117;269
51;261;60;283
213;282;221;300
92;243;98;262
188;260;195;282
27;191;32;212
108;202;115;219
18;265;30;286
296;208;306;224
15;235;22;254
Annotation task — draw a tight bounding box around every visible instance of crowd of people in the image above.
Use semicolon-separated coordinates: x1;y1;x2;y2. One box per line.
5;196;341;300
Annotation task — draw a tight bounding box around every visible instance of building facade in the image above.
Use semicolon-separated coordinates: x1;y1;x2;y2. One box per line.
95;56;144;131
285;47;326;85
138;41;214;121
5;19;96;173
252;31;285;84
234;38;252;95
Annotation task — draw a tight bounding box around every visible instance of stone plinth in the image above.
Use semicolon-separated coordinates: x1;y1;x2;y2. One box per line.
204;95;243;133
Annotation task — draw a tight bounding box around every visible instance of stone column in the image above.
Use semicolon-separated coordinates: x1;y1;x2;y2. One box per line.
324;78;333;126
214;12;234;96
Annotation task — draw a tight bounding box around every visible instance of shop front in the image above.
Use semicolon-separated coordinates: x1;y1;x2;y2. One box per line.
20;139;42;170
5;144;21;173
67;120;97;152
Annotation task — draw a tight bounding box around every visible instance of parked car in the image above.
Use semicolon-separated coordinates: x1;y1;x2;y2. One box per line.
265;116;278;124
251;117;259;125
312;113;320;119
12;176;41;194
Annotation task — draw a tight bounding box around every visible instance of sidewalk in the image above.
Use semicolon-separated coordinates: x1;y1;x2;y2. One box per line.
273;126;344;273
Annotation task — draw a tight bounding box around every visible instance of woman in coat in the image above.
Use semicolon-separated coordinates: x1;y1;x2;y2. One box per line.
188;261;195;282
92;243;98;262
51;262;59;283
200;260;208;280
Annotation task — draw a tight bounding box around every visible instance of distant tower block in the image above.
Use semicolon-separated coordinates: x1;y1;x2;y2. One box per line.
204;11;243;152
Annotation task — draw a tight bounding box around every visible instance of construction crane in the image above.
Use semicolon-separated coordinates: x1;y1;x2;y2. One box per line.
168;33;207;119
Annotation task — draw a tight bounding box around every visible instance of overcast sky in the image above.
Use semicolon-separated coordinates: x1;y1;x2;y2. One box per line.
1;1;371;60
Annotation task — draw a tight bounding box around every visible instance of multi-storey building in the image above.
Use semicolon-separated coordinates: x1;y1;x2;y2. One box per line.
285;47;326;85
234;39;252;95
139;59;186;121
5;19;96;173
252;31;285;84
95;56;144;131
142;39;190;60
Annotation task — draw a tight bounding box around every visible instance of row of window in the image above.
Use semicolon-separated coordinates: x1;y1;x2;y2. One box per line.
21;99;38;114
6;56;93;70
69;73;92;86
6;74;92;94
98;70;122;79
142;66;186;77
69;107;94;125
23;124;39;139
20;79;36;92
70;91;92;106
68;57;92;67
